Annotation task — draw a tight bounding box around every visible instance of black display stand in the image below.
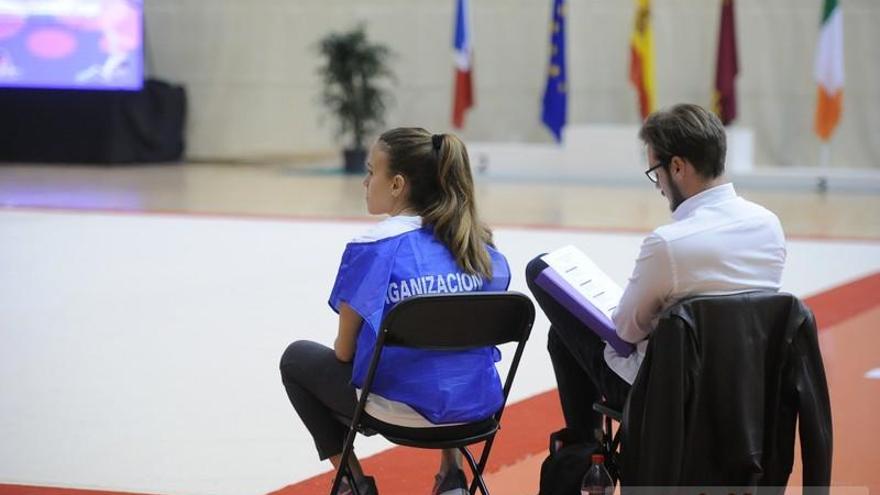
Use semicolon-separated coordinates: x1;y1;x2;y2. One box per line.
0;78;186;164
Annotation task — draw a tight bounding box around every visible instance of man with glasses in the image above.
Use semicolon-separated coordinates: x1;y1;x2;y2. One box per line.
525;103;786;446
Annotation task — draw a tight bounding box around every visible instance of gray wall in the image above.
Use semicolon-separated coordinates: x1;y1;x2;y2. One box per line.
144;0;880;168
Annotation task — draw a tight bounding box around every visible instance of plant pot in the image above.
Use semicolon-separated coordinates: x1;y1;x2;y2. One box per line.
343;148;367;174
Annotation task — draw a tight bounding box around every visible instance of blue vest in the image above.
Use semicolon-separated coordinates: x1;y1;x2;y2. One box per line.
329;226;511;424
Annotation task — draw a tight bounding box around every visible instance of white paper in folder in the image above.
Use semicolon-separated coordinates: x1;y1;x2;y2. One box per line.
540;245;623;322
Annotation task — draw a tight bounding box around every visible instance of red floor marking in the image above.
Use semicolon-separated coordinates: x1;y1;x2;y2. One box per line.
803;272;880;329
790;306;880;494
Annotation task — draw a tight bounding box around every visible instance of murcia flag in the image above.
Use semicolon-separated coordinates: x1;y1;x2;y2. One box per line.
713;0;739;125
814;0;844;141
452;0;473;129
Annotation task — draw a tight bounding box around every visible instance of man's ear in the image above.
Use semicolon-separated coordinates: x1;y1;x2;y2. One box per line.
390;174;407;198
669;156;689;178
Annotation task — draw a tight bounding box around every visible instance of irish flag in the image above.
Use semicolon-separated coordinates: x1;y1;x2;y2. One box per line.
452;0;473;129
814;0;844;141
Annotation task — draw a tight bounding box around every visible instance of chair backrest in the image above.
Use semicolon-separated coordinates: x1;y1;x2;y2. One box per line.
621;291;832;487
356;291;535;425
334;292;535;495
379;291;535;350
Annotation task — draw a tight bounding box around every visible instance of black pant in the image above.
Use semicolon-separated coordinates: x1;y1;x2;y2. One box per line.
279;340;357;460
525;256;631;443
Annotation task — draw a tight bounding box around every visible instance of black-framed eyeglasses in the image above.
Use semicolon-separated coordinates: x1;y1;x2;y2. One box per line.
644;161;668;184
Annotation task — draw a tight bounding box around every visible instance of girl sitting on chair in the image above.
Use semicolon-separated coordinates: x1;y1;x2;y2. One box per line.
280;128;510;495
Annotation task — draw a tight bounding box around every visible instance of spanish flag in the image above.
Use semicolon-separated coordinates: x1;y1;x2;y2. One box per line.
629;0;655;120
814;0;844;141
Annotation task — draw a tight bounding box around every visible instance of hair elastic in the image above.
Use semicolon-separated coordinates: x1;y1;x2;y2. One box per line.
431;134;444;151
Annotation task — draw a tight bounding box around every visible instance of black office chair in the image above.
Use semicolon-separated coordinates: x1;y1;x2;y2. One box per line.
330;291;536;495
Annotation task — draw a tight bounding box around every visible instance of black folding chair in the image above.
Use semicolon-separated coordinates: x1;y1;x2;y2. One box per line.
592;401;622;484
330;291;535;495
592;292;831;487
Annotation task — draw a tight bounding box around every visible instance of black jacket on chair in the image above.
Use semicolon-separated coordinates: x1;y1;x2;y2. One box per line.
620;292;832;490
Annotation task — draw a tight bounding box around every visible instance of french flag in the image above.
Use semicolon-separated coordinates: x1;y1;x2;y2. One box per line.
452;0;473;129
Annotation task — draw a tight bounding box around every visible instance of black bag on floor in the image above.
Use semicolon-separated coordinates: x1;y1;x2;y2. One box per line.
538;428;599;495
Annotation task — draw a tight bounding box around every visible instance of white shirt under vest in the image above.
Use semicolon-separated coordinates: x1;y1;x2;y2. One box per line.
606;183;787;384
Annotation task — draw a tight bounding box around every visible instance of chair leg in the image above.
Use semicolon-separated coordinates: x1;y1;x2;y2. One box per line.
604;415;613;455
469;434;497;494
600;415;622;485
460;446;490;495
331;464;361;495
330;427;360;495
349;465;361;495
330;464;351;495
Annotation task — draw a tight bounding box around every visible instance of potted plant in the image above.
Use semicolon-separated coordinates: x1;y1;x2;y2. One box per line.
317;25;394;174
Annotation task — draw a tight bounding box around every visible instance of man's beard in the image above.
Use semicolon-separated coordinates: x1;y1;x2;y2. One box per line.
668;180;686;212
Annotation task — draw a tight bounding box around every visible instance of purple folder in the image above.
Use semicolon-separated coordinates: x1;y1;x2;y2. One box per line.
535;267;635;357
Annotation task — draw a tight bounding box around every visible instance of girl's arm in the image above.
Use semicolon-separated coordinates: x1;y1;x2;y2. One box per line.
334;302;362;362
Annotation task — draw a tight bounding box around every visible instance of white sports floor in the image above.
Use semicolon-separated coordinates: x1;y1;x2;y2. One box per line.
2;209;879;495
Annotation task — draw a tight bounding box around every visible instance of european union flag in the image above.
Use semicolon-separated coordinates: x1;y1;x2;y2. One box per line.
542;0;567;142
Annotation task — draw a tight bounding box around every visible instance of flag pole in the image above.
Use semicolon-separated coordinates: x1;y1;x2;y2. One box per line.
817;140;831;193
819;141;831;168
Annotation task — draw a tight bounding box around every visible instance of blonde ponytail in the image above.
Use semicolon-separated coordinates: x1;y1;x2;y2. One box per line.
378;128;494;279
422;134;493;279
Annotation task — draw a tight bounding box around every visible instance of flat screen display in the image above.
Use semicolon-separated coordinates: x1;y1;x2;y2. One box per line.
0;0;143;90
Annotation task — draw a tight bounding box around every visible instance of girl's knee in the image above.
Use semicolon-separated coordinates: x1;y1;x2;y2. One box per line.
280;340;313;371
280;340;335;380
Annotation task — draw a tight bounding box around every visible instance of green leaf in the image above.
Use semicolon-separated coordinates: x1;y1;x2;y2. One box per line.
316;25;395;150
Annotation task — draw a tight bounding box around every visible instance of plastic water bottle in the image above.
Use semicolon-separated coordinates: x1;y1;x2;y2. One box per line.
581;453;614;495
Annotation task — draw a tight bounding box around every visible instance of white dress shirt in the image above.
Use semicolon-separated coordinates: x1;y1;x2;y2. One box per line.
606;183;786;384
